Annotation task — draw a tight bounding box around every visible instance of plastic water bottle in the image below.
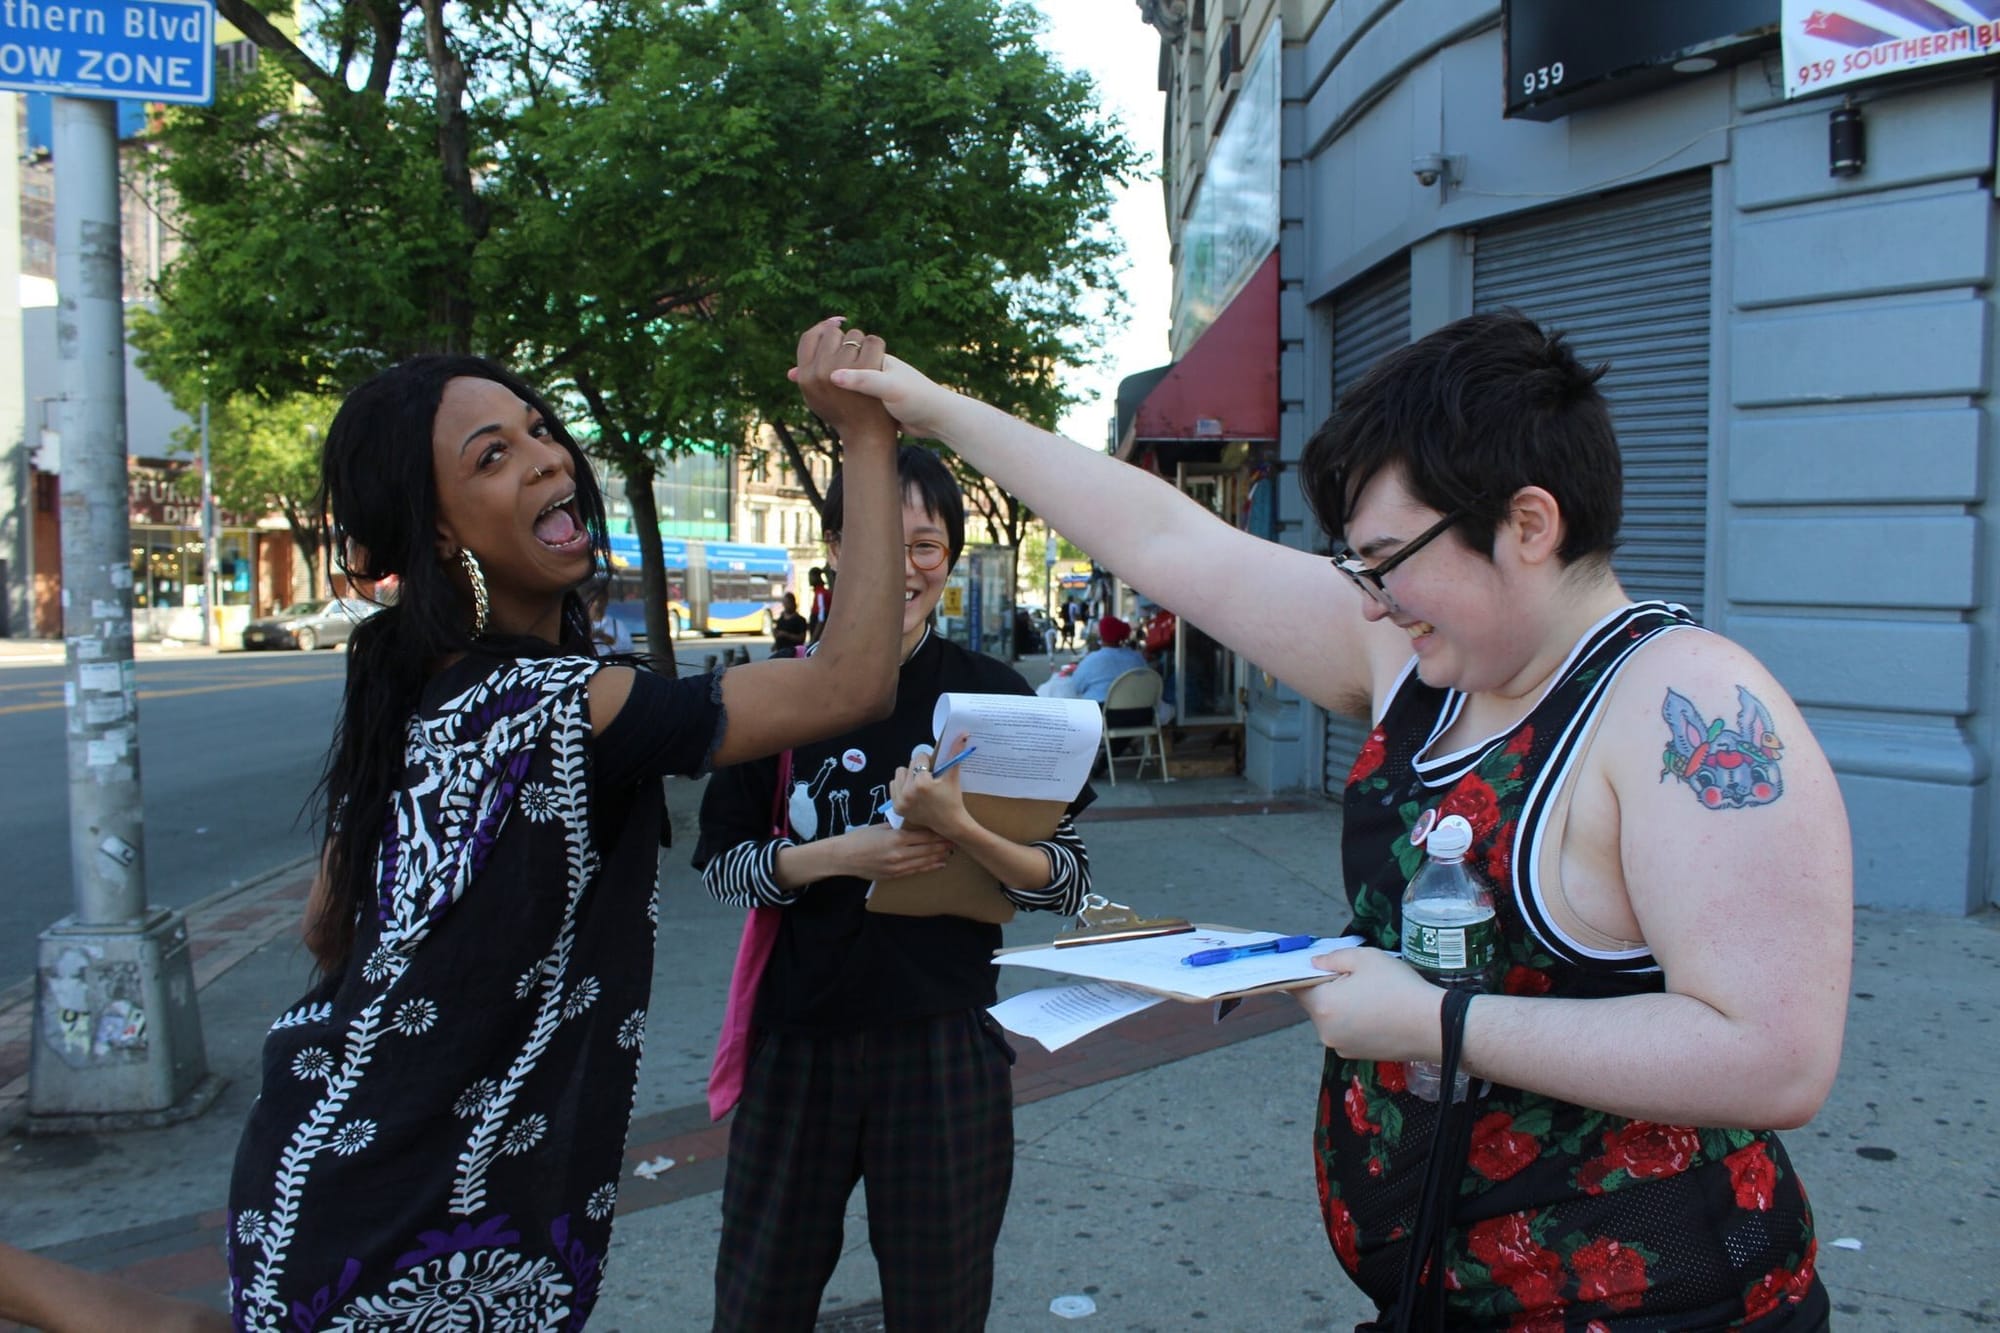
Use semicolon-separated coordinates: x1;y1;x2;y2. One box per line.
1400;814;1498;1103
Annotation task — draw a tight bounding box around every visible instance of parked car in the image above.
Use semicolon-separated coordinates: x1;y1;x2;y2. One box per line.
241;598;382;651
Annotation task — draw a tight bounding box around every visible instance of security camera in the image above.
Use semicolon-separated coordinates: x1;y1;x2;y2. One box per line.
1412;154;1449;187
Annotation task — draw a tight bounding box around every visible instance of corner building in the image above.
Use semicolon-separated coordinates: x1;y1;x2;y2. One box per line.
1131;0;1999;913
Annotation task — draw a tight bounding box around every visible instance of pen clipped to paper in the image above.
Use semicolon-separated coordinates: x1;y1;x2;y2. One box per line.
1183;934;1318;967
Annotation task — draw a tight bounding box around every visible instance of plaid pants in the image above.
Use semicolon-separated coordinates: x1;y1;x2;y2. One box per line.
711;1009;1017;1332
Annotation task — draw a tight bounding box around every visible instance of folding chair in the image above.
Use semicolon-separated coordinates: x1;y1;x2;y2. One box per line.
1099;667;1171;784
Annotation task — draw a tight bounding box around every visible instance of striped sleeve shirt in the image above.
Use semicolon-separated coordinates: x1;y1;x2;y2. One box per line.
701;815;1092;917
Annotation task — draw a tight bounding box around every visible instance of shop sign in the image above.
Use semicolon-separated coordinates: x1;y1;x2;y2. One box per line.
1504;0;1777;120
1174;23;1279;352
127;460;250;528
1783;0;2000;98
129;463;202;527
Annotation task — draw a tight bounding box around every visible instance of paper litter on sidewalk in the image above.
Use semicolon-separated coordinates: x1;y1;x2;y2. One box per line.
632;1156;676;1180
989;982;1164;1051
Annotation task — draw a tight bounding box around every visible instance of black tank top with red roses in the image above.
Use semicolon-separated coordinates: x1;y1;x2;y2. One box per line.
1316;602;1829;1329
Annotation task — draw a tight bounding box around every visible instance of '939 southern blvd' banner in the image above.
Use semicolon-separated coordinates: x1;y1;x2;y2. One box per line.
1784;0;2000;98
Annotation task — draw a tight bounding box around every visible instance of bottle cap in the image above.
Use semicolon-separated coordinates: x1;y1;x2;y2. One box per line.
1425;814;1474;859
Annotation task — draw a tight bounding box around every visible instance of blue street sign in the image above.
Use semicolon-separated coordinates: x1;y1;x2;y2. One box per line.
0;0;215;105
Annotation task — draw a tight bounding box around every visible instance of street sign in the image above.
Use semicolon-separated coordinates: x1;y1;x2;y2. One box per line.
0;0;215;105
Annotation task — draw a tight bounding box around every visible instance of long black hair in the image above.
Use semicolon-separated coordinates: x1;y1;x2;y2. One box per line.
307;355;611;973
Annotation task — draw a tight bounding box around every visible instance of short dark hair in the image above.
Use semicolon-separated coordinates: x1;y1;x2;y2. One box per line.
1299;310;1621;564
822;444;967;568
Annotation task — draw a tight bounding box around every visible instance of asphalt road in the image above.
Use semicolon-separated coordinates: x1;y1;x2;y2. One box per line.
0;637;761;986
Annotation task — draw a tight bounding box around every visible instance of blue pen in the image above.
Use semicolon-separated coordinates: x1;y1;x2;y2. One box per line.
1183;934;1318;967
928;745;977;779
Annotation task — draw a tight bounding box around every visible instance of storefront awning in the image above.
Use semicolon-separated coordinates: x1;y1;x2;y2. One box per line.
1117;251;1279;459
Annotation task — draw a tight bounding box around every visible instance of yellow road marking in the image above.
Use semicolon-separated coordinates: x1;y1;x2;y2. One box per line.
0;672;343;717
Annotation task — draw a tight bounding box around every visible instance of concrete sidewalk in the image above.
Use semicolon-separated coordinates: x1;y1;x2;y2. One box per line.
0;638;233;669
2;767;1995;1331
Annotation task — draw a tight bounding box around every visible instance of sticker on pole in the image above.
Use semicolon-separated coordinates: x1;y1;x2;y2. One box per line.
0;0;216;105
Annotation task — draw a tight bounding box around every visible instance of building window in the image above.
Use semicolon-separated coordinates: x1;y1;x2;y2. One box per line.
643;450;732;539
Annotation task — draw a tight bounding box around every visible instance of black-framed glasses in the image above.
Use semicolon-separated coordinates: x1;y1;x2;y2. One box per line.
825;534;951;572
1329;511;1464;610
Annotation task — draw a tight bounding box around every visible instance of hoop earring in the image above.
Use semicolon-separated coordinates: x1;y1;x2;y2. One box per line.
458;548;489;636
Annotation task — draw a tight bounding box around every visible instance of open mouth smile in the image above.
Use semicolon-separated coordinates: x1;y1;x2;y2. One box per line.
533;492;590;553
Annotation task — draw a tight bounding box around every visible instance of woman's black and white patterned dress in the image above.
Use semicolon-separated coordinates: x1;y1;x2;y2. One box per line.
227;646;720;1331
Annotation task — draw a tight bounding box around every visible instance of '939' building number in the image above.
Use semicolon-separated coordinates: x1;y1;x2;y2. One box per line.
1523;62;1565;96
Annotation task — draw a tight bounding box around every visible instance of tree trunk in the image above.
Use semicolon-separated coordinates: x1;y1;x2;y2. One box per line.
572;371;673;661
770;419;829;515
278;497;325;598
621;456;673;663
293;529;321;598
418;0;483;352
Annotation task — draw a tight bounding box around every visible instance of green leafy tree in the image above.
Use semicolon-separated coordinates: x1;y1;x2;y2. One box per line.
136;0;580;397
130;312;337;594
190;394;338;593
138;0;1136;650
483;0;1138;646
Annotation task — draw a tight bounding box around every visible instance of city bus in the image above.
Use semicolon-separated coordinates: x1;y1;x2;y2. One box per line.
606;535;793;638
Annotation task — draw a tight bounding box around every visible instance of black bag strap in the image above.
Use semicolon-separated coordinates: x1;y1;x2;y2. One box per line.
1390;989;1479;1333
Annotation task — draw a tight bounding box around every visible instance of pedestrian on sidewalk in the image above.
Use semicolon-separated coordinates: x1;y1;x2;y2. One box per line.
770;591;810;655
693;445;1095;1332
224;320;909;1330
806;566;833;643
825;314;1849;1329
1068;615;1146;706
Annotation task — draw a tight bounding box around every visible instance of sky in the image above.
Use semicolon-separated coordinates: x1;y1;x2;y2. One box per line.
1029;1;1172;450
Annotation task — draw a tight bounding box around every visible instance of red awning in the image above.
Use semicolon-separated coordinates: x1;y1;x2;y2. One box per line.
1123;251;1279;453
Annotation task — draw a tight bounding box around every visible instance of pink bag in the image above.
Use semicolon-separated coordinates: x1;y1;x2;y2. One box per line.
706;668;801;1120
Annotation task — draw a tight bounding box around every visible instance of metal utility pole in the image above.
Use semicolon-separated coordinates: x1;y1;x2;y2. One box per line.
28;96;212;1130
199;399;215;646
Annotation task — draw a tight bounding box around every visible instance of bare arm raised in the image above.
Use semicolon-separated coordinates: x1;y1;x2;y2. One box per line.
830;355;1405;718
589;320;904;762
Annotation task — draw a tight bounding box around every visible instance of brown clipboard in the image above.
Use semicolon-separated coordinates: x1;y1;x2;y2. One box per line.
865;794;1071;923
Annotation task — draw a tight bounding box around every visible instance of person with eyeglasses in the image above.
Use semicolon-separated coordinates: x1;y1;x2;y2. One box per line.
693;443;1096;1331
825;313;1847;1330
